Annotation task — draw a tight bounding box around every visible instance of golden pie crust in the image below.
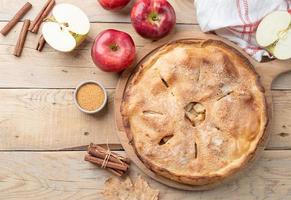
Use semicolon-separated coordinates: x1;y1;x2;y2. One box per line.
121;39;268;186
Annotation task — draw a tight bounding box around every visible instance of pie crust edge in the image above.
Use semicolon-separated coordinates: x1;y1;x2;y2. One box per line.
120;39;268;186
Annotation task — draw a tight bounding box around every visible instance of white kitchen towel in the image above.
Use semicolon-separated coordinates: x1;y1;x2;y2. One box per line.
195;0;291;61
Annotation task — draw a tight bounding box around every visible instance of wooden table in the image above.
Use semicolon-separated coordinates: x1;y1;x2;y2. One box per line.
0;1;291;199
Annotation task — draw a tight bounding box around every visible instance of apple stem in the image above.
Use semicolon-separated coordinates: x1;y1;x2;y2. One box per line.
152;15;159;21
109;44;119;52
149;12;160;24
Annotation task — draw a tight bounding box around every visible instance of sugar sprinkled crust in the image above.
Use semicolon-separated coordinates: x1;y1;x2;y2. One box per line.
121;39;268;186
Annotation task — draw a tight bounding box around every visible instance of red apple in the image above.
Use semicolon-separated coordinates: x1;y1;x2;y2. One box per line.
131;0;176;39
91;29;136;72
98;0;131;10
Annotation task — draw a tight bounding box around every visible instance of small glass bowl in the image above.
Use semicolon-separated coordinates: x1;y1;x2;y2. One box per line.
74;80;107;114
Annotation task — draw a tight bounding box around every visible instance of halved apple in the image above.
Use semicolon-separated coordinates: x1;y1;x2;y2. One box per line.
42;4;90;52
256;11;291;60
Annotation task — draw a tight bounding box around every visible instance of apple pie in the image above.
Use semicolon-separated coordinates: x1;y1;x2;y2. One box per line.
121;39;268;186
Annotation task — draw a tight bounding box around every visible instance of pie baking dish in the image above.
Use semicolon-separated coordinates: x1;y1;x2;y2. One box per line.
121;39;268;186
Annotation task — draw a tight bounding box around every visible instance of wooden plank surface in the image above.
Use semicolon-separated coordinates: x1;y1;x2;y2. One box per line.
0;0;291;198
0;23;194;89
0;151;290;200
0;89;119;150
0;0;196;24
0;22;291;89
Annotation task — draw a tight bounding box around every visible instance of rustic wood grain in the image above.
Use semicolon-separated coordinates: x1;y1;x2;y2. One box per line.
0;0;196;24
272;72;291;90
0;0;289;198
0;89;290;150
0;22;291;89
0;151;290;200
268;90;291;149
0;89;120;150
0;22;196;89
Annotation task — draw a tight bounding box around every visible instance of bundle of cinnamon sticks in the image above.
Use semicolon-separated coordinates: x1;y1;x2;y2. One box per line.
0;0;55;56
85;143;130;177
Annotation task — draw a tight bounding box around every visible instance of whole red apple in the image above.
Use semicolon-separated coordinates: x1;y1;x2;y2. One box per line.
131;0;176;39
98;0;131;10
91;29;136;72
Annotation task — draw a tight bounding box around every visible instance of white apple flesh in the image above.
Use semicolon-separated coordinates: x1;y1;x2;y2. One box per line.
42;4;90;52
256;11;291;60
256;11;290;47
273;29;291;60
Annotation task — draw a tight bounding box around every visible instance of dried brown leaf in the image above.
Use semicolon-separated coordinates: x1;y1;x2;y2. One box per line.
103;176;159;200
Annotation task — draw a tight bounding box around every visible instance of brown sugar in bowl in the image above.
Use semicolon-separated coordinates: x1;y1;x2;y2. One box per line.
74;81;107;114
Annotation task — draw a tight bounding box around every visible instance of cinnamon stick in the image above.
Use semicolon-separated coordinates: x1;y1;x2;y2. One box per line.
36;34;46;51
29;0;55;33
84;154;128;172
13;20;30;57
107;168;123;177
0;2;32;36
88;144;130;166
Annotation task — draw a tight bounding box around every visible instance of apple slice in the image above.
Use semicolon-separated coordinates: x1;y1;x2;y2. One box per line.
42;22;76;52
256;11;290;47
256;11;291;60
273;29;291;60
42;3;90;52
